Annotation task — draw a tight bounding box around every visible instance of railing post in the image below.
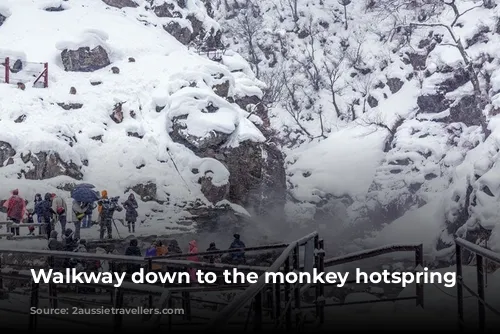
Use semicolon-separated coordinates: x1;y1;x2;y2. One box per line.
476;254;485;332
0;254;3;292
415;244;424;307
456;243;464;330
182;266;191;321
5;57;9;84
113;287;124;333
44;63;48;88
29;280;39;332
284;256;292;330
274;281;281;324
168;295;173;331
148;258;153;308
314;235;320;321
318;239;325;324
293;244;301;328
253;291;263;331
48;256;58;308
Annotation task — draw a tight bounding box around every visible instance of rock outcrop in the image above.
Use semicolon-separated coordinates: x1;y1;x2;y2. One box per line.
21;151;83;180
102;0;138;8
154;0;222;47
60;46;111;72
0;142;16;167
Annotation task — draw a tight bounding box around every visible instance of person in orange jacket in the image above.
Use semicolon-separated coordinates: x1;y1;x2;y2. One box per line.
151;240;168;271
97;190;108;220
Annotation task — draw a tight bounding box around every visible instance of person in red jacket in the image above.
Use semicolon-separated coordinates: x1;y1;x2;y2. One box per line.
187;240;199;284
6;189;25;236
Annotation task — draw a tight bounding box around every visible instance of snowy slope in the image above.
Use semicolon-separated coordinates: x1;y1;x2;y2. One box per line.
0;0;266;239
216;0;500;260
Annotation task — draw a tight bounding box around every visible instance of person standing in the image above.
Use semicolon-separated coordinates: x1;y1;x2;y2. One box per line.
82;204;94;229
34;193;43;235
125;239;142;275
229;234;246;265
51;193;67;234
40;193;56;239
5;189;25;236
204;242;221;264
187;240;199;283
98;196;122;239
71;200;89;240
97;190;108;221
123;194;138;233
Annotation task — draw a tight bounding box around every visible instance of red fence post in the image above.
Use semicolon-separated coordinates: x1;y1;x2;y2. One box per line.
44;63;48;88
5;57;9;84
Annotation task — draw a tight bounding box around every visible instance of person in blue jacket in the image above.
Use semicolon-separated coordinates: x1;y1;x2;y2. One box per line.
229;234;246;264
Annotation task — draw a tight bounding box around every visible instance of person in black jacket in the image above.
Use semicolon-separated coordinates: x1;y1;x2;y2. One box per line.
122;194;138;233
125;239;141;275
167;239;182;254
204;242;221;264
41;193;56;239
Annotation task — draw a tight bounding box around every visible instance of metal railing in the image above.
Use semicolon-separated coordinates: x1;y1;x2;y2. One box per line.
0;245;288;332
319;243;424;308
455;237;500;331
0;221;48;239
207;231;321;331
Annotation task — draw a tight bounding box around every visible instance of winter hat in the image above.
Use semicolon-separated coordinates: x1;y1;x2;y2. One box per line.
130;239;138;247
233;234;240;240
210;242;216;247
51;193;57;199
12;189;18;195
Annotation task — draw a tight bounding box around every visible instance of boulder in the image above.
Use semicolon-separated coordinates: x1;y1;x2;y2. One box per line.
61;46;111;72
57;103;83;110
416;94;450;114
0;141;16;167
212;80;230;98
22;151;83;180
199;174;230;203
44;5;65;11
163;22;191;45
169;115;231;153
153;2;175;17
129;182;157;202
102;0;138;8
387;78;404;94
446;95;483;127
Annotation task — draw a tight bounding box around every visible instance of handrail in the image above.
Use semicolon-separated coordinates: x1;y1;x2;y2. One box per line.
324;243;423;266
0;247;268;272
151;243;288;259
455;238;500;263
455;237;500;331
207;231;318;330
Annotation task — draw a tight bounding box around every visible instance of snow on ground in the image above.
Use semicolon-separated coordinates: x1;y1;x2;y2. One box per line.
0;0;265;242
363;199;446;258
287;124;387;203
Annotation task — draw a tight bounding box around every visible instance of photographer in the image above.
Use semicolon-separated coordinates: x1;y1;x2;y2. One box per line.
98;195;122;239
